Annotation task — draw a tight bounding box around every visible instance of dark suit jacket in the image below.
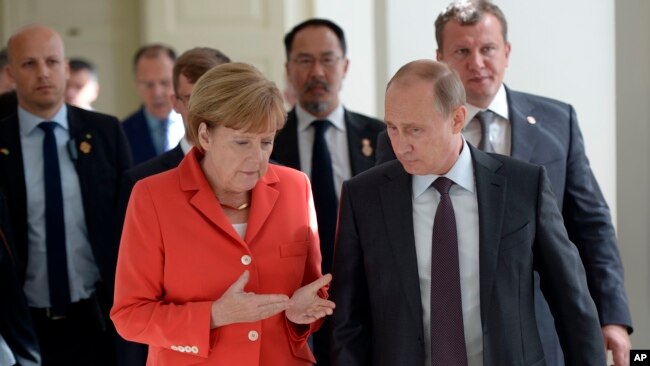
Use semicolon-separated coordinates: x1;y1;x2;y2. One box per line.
0;105;132;299
0;192;40;366
116;144;184;241
122;106;158;165
331;145;606;366
272;108;385;176
0;91;17;120
375;87;631;364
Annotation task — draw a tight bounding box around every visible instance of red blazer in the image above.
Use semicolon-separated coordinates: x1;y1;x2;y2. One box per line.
111;148;324;365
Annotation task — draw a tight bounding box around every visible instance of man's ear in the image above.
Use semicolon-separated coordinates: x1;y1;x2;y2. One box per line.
451;105;467;133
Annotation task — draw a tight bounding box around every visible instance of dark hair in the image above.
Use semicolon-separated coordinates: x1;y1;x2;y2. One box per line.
69;58;97;80
283;18;347;59
172;47;230;93
0;48;8;68
435;0;508;49
132;44;176;71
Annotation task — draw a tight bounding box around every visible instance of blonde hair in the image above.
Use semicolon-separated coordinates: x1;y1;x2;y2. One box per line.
186;62;287;146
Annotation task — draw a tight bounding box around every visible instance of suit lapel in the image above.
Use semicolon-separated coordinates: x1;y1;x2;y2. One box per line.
507;88;539;162
272;109;301;170
245;168;279;244
180;149;247;244
344;109;376;175
470;146;507;326
379;162;423;322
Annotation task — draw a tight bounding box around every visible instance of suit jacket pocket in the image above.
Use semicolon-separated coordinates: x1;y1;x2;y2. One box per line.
499;222;531;253
280;241;309;257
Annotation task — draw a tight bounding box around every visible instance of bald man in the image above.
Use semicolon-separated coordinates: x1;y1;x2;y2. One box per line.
0;25;132;365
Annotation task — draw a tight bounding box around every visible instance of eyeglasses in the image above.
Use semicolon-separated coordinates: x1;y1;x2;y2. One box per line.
291;55;343;69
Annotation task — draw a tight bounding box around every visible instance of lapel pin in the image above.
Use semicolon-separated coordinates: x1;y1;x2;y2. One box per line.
527;116;537;125
79;141;92;154
0;148;8;155
85;133;92;139
361;138;373;157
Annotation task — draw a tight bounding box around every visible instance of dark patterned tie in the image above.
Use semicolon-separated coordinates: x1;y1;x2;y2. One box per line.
39;122;71;312
476;110;495;153
430;177;468;366
310;120;337;274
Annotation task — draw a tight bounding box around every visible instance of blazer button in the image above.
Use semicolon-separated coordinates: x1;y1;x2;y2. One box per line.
183;346;192;353
241;255;252;265
171;345;178;351
191;345;199;354
248;330;259;341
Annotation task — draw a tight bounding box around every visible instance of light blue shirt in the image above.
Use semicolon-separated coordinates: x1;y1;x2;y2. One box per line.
19;105;101;308
144;109;184;154
411;138;483;366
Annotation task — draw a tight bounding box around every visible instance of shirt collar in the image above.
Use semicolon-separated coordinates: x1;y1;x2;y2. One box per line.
463;83;509;127
296;103;346;132
412;138;475;199
19;104;68;136
180;136;192;155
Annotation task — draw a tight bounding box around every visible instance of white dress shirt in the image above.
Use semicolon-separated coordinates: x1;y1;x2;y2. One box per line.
463;84;511;156
412;138;483;366
295;104;352;199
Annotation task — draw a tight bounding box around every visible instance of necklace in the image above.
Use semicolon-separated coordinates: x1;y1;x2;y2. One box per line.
220;202;249;211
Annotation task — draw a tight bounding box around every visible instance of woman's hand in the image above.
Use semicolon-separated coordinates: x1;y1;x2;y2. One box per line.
285;274;336;324
210;270;291;328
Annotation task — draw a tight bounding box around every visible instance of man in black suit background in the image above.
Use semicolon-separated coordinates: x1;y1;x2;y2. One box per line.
332;59;606;366
375;2;632;365
0;25;132;365
271;20;385;365
114;47;230;366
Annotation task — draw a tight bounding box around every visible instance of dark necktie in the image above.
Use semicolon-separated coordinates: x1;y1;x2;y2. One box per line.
39;122;71;312
476;110;495;153
310;120;337;274
430;177;468;366
160;118;170;153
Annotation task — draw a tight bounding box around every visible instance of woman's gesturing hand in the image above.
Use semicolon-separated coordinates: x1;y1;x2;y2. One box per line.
210;270;292;328
285;274;336;324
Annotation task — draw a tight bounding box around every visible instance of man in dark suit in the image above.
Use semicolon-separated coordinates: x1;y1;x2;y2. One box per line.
114;47;230;366
271;18;385;365
0;25;132;365
331;59;605;366
375;2;632;365
0;191;40;366
122;44;184;165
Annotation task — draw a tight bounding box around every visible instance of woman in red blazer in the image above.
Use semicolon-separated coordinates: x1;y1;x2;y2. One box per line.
111;63;334;365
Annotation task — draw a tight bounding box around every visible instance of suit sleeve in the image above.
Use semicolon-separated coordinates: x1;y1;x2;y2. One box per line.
110;181;213;359
562;106;632;331
533;166;607;365
330;181;372;366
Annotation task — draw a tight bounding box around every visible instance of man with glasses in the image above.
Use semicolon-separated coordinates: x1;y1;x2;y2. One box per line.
271;18;385;366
